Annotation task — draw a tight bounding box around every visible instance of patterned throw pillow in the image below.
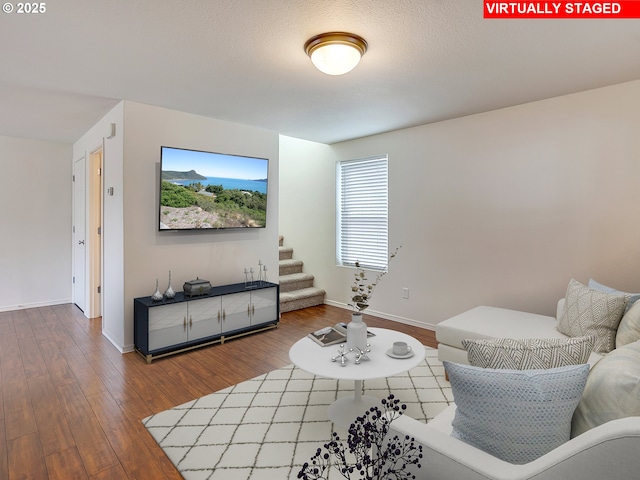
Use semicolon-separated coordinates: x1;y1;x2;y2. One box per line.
572;341;640;437
557;279;629;353
444;361;589;465
588;278;640;315
463;336;594;370
615;301;640;348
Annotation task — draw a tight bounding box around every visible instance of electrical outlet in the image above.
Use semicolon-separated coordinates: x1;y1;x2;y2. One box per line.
402;287;409;299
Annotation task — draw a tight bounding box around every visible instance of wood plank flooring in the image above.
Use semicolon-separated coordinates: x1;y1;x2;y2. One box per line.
0;303;436;479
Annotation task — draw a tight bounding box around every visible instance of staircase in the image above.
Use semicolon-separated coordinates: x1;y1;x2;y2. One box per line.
279;236;326;313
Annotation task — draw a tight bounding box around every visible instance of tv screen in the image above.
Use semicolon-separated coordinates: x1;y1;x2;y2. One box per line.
159;146;268;231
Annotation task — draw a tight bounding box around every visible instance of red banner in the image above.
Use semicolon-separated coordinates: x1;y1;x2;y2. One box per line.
484;1;640;18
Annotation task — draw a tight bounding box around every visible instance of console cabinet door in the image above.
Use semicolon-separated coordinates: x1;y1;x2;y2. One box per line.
148;302;188;351
251;287;278;325
221;292;251;333
188;296;222;341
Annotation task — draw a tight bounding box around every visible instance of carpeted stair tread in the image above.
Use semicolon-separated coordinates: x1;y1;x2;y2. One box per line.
278;235;324;312
279;258;302;267
280;286;325;300
280;287;326;312
279;258;304;276
279;272;316;293
279;246;294;260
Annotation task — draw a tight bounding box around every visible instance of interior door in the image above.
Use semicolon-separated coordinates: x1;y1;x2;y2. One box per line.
89;149;103;318
73;157;86;312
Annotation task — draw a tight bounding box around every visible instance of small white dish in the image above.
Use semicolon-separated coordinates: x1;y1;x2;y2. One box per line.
386;348;414;359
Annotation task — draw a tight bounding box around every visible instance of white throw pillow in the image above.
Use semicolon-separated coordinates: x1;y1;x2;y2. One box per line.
444;361;589;465
463;336;594;370
572;341;640;437
557;279;628;353
616;301;640;348
588;278;640;315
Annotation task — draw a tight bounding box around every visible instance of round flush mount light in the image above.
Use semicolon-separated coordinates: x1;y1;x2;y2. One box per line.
304;32;368;76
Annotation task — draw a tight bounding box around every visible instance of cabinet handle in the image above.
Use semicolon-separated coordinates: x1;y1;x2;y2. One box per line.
183;316;186;331
252;304;255;315
247;303;251;316
223;309;226;321
189;316;193;328
217;310;221;323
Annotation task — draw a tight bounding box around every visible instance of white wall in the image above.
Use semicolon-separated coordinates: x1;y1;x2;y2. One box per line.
122;102;280;351
280;80;640;328
278;135;337;287
0;136;72;311
73;102;125;349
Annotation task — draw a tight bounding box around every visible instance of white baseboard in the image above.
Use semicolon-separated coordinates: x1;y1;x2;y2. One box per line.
99;329;125;353
324;300;437;332
0;298;72;313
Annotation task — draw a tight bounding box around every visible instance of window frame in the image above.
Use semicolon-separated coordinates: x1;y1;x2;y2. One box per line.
336;154;389;271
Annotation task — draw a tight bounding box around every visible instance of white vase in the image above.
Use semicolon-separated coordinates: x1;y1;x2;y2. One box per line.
347;312;368;351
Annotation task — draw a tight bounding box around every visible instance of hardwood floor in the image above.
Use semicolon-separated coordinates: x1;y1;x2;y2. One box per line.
0;303;436;479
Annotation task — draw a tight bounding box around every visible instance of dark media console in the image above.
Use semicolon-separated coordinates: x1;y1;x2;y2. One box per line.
134;281;279;363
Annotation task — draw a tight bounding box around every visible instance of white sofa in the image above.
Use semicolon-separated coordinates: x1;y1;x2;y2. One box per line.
390;406;640;480
436;300;603;368
385;293;640;479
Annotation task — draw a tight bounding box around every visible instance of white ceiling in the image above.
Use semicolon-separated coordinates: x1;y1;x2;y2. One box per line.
1;0;639;145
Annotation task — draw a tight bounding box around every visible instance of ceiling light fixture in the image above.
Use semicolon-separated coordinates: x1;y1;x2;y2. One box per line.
304;32;368;76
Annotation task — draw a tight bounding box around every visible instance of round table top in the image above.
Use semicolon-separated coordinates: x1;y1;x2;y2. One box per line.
288;327;425;381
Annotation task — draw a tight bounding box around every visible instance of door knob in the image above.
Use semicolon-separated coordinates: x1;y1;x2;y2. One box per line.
78;240;85;245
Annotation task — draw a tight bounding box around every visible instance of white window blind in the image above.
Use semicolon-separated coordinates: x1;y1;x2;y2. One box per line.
337;155;388;270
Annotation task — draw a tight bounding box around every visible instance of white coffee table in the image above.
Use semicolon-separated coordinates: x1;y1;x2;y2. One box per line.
289;327;425;426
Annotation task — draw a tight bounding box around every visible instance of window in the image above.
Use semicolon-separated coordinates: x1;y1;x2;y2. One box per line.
337;155;388;270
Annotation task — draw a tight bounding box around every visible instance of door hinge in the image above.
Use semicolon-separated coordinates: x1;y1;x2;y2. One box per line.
97;286;101;294
72;225;75;233
98;168;102;176
72;174;75;182
72;276;75;284
98;226;101;235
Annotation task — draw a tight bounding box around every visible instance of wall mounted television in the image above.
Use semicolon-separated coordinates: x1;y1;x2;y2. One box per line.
159;146;269;231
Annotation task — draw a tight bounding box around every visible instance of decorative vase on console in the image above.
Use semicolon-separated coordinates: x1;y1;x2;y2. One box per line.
164;271;175;299
347;312;368;351
151;279;163;302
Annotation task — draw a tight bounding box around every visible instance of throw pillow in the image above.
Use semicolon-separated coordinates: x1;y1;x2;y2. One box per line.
444;361;589;465
557;279;629;353
616;300;640;348
462;336;594;370
571;341;640;437
588;278;640;314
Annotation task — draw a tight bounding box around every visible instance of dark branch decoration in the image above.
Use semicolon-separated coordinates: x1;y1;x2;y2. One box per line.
298;394;423;480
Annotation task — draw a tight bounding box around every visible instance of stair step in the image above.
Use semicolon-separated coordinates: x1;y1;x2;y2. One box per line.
280;287;326;313
279;259;303;276
279;272;315;292
279;246;293;261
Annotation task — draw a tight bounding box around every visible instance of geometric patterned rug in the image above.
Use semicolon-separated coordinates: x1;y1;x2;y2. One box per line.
143;347;451;480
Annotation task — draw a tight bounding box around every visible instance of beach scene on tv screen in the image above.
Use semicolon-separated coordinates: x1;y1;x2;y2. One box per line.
160;147;268;230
